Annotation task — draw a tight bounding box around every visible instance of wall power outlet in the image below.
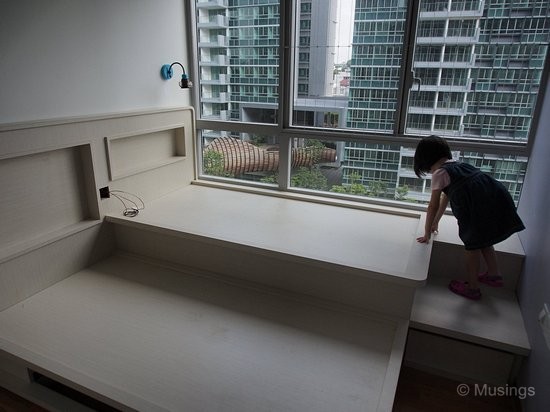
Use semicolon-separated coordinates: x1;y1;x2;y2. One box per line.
99;186;110;199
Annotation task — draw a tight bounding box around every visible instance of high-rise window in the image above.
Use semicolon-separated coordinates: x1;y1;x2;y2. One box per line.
191;0;549;205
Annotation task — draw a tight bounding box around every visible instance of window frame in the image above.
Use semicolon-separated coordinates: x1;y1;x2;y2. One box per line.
186;0;549;207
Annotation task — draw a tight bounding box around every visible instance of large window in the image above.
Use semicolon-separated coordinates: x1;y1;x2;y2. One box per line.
191;0;549;205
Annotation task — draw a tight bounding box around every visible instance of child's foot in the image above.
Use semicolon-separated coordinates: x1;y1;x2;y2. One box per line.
478;271;504;287
449;280;482;300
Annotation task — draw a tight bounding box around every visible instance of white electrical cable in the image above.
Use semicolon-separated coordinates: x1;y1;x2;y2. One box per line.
109;190;145;217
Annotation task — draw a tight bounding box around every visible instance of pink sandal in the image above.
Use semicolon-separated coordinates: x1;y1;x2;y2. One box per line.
449;280;481;300
478;271;504;287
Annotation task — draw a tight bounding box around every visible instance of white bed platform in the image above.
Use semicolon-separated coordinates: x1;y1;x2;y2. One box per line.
0;177;432;411
0;253;407;412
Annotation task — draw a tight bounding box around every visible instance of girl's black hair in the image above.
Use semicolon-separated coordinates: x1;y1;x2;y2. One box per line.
413;135;452;177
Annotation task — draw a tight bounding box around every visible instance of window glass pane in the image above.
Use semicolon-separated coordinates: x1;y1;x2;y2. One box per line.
292;0;408;133
461;152;527;202
201;130;279;184
290;138;527;205
290;139;418;201
405;0;550;142
196;0;279;124
193;1;543;206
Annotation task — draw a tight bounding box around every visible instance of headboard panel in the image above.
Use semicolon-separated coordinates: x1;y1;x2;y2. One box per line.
0;107;196;309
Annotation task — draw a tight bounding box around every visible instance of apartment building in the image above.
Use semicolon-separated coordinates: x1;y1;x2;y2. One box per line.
197;0;337;135
345;0;544;202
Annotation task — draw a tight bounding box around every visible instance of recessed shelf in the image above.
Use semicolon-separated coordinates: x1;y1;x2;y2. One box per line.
0;145;97;253
105;125;186;181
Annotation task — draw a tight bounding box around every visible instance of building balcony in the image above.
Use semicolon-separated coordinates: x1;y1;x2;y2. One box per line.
406;125;465;137
419;9;483;19
197;14;228;29
419;0;484;19
416;30;480;45
408;105;468;116
201;110;228;121
414;55;475;69
419;78;472;92
200;54;230;66
200;74;228;85
196;0;228;10
198;35;227;48
201;92;228;103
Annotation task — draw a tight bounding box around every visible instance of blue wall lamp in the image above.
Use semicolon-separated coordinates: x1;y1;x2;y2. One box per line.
160;62;192;89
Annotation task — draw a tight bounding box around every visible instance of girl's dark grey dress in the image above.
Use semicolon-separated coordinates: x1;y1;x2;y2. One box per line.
440;162;525;250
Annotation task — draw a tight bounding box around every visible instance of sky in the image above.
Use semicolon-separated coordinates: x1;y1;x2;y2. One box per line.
334;0;355;64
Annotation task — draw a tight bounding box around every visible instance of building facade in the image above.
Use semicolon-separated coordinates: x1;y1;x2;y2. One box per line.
344;0;547;202
196;0;337;129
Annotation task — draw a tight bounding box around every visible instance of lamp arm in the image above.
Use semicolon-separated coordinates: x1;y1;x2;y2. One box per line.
160;62;192;89
169;61;186;75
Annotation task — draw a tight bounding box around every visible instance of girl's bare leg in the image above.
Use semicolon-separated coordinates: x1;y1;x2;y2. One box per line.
481;246;500;276
465;249;481;289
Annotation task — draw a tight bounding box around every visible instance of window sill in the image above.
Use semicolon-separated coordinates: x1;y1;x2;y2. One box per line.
192;179;524;257
192;179;427;217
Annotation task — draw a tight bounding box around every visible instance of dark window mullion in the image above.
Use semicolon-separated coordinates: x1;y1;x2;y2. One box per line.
278;0;294;190
396;0;421;136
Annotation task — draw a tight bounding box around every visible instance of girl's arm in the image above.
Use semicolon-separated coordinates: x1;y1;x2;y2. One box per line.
431;192;448;233
417;189;443;243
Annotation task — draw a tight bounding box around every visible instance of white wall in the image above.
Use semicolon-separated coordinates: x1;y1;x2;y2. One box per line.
0;1;195;311
0;0;195;218
0;0;190;124
517;71;550;411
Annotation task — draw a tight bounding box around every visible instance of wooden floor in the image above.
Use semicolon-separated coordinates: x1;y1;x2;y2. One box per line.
0;387;49;412
0;367;521;412
393;367;521;412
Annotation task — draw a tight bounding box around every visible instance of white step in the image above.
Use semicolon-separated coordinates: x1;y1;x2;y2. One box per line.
405;277;530;384
410;278;530;356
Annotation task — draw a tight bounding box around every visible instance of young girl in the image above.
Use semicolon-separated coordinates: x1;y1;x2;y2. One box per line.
413;135;525;300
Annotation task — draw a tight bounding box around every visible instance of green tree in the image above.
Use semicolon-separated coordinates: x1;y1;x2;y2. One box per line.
395;185;409;201
203;150;229;177
260;174;277;184
330;172;368;195
291;167;328;190
367;181;387;197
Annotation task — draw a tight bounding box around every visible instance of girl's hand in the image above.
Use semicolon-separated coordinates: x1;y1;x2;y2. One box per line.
431;223;439;234
416;234;431;244
417;225;439;243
